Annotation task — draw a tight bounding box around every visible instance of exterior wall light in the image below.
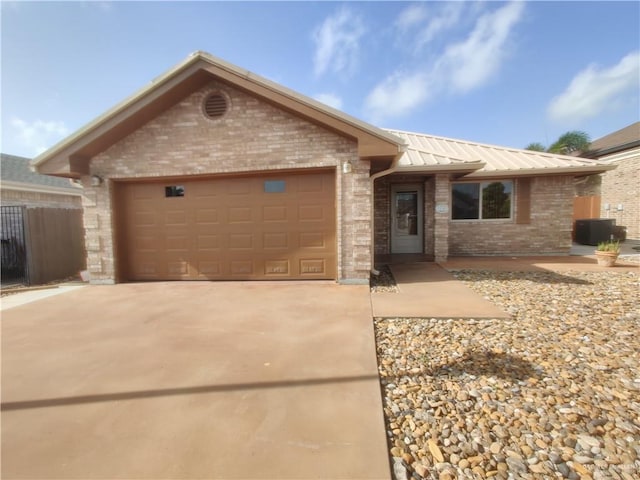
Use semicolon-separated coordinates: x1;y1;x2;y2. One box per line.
342;161;353;174
90;175;103;186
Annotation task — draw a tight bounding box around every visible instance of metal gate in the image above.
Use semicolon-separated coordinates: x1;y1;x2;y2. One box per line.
1;206;29;286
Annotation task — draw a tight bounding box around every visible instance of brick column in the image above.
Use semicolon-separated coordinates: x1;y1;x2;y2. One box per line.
82;177;116;284
434;174;450;262
338;157;372;284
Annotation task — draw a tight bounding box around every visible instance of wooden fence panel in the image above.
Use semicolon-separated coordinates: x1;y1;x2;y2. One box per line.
573;196;601;221
24;208;86;285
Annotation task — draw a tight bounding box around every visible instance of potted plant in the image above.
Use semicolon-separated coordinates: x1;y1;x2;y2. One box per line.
595;240;620;267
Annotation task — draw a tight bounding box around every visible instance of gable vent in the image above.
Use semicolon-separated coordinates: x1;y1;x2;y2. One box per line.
203;93;228;119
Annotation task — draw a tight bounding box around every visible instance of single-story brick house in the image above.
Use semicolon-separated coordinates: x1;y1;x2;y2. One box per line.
33;52;614;284
581;122;639;241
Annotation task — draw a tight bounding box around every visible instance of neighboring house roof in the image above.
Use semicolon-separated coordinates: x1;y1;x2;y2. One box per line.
388;130;615;178
1;153;82;195
583;121;640;158
33;51;405;177
32;51;613;179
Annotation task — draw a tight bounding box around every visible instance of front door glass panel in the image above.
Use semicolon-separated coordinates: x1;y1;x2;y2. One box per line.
390;185;423;254
395;192;418;236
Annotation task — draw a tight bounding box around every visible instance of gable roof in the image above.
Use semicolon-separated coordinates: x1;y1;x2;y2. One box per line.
387;129;616;178
32;51;614;180
1;153;82;194
584;121;640;158
33;51;405;178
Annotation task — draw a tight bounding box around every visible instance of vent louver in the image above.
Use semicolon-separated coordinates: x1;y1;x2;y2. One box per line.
203;93;228;119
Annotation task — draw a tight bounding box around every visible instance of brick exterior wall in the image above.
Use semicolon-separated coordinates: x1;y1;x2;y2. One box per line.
450;176;574;255
82;80;367;284
373;176;391;254
433;174;450;261
374;174;575;257
599;149;639;240
1;189;82;209
574;174;601;197
373;174;432;255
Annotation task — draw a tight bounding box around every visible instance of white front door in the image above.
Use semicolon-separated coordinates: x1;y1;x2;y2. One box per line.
391;184;423;254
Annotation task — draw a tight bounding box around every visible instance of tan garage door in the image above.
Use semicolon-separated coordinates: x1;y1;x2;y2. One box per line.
117;171;336;281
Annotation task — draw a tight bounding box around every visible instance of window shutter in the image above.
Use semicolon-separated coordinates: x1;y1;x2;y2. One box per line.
516;178;531;224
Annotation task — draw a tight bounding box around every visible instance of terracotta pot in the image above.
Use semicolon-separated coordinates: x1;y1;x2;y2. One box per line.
595;250;619;267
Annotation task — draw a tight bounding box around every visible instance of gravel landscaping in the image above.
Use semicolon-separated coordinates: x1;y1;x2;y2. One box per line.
375;269;639;479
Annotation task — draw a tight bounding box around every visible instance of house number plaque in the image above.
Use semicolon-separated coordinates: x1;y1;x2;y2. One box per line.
435;204;449;214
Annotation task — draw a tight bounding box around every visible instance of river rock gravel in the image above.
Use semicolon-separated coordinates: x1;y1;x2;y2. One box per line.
375;269;639;479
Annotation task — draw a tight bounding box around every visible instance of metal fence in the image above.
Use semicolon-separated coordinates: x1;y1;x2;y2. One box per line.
1;206;86;287
1;206;29;285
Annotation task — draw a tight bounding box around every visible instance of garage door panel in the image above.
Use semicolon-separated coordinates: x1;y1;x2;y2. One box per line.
297;175;324;193
229;233;254;250
230;260;253;276
299;232;326;248
264;260;290;276
263;232;288;249
262;205;287;222
133;212;157;226
228;206;252;223
119;171;335;280
300;259;327;276
298;205;326;222
165;210;188;226
167;261;189;276
226;179;252;195
196;234;220;250
195;208;219;224
165;235;190;252
197;261;222;277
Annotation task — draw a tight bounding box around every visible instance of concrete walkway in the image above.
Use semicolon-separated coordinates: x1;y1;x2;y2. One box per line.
371;263;509;319
440;254;639;273
371;253;638;319
1;282;390;479
1;284;87;311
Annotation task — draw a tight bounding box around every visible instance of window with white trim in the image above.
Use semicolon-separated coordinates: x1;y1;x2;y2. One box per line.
451;180;513;220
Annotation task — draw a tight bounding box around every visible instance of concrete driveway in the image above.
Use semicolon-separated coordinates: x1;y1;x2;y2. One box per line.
1;282;390;479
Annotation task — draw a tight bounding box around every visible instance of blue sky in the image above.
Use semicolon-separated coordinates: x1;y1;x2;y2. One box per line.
2;1;639;158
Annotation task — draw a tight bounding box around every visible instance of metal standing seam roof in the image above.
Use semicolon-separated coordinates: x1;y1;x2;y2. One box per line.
386;129;616;177
29;50;615;178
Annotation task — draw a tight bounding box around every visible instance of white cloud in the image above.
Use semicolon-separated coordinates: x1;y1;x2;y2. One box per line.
312;7;365;78
364;71;432;123
313;93;344;110
415;2;464;49
548;51;640;124
365;2;525;122
394;4;428;34
437;1;525;94
10;118;70;155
